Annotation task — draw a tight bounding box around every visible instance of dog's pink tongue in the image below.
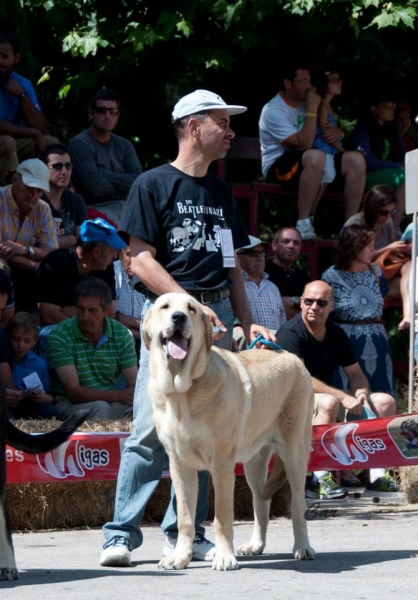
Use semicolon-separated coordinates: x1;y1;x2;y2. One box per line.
168;333;188;359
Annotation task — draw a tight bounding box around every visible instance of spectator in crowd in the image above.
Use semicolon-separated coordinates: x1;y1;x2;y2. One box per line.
322;225;396;399
114;244;145;357
47;278;138;420
6;311;57;419
348;89;405;231
36;217;125;327
259;64;365;240
100;89;273;568
0;306;21;411
39;143;87;248
394;101;416;152
265;227;311;319
276;280;397;497
234;235;286;349
0;158;58;311
0;34;57;185
0;259;14;327
313;70;345;184
343;185;411;330
68;89;143;223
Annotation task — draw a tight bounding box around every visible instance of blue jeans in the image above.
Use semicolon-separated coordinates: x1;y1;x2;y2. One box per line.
103;297;234;548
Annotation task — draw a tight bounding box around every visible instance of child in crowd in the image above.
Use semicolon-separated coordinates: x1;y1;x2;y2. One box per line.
313;70;345;184
6;312;58;419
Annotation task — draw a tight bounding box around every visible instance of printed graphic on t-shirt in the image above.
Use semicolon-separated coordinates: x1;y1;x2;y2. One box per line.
170;199;227;254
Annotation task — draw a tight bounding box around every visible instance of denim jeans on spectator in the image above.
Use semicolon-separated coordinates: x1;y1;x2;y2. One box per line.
102;297;234;548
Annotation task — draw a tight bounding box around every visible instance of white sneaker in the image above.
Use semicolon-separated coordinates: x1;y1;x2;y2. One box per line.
100;536;132;567
163;534;216;561
296;219;316;240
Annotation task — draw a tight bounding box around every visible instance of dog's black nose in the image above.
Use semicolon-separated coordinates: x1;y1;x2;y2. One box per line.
171;311;187;324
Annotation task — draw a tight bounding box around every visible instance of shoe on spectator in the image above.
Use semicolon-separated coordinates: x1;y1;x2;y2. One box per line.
366;473;399;493
306;474;348;499
163;533;215;561
296;219;316;241
100;535;132;567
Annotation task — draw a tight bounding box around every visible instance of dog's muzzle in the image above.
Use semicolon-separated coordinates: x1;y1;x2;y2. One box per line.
161;311;190;360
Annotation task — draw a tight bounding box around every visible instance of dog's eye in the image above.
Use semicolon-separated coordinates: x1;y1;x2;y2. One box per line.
188;303;196;313
161;303;169;310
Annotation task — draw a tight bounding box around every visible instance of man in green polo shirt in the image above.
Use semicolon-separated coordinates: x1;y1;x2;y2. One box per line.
48;277;138;419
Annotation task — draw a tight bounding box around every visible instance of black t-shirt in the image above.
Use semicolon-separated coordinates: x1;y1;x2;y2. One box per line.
41;189;88;236
36;247;115;307
276;312;356;386
119;164;250;292
265;261;311;296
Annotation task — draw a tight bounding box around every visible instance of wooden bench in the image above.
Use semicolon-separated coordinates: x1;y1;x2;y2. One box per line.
216;135;344;235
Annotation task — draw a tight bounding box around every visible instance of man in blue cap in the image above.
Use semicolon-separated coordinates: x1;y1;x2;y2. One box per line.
36;217;125;326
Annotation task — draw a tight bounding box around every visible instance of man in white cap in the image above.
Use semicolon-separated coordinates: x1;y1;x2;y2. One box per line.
234;235;287;349
0;158;58;310
100;90;274;568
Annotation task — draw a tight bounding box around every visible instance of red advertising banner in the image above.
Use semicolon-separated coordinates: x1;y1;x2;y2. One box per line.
6;413;418;484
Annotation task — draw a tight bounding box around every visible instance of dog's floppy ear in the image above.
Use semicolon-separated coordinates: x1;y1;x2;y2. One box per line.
142;305;154;350
202;312;214;352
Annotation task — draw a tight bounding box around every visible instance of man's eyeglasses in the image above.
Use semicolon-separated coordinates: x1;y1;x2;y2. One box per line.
48;162;73;171
93;107;119;115
302;297;329;308
239;250;266;258
379;208;397;216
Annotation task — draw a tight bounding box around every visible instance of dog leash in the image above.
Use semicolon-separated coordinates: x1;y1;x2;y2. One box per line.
247;334;282;351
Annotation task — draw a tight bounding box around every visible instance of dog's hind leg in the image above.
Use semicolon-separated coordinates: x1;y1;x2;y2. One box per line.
261;453;287;500
281;441;316;560
158;460;196;570
237;445;272;556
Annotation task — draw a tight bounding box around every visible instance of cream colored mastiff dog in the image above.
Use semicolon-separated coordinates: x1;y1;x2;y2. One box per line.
143;293;316;571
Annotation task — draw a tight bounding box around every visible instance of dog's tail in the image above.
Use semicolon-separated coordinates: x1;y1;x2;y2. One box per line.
5;409;91;454
261;455;287;500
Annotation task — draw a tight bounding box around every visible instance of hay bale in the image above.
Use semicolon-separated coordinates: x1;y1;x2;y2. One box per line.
7;418;290;531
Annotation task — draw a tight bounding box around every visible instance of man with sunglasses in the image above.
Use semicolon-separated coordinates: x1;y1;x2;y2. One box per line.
234;235;287;349
39;143;87;248
276;280;395;499
69;89;142;223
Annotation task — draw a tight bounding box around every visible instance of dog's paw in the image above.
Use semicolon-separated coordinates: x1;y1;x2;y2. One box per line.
0;566;19;581
237;541;265;556
158;555;190;570
293;545;316;560
211;553;239;571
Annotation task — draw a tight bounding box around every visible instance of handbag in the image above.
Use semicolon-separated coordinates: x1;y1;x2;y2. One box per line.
373;247;409;280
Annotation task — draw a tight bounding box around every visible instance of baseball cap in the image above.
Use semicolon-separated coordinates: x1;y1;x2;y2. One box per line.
79;218;126;250
172;89;247;122
16;158;50;192
237;235;269;254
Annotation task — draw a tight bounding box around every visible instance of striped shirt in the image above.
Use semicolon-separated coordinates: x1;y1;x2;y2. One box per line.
0;184;58;248
242;271;287;331
47;315;137;396
114;259;145;319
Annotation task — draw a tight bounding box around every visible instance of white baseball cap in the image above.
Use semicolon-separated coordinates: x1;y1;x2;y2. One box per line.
172;89;247;122
16;159;50;192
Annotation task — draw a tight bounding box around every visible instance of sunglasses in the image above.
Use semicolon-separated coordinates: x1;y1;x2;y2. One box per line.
48;162;73;171
379;208;397;216
302;297;329;308
93;107;119;115
239;250;266;257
